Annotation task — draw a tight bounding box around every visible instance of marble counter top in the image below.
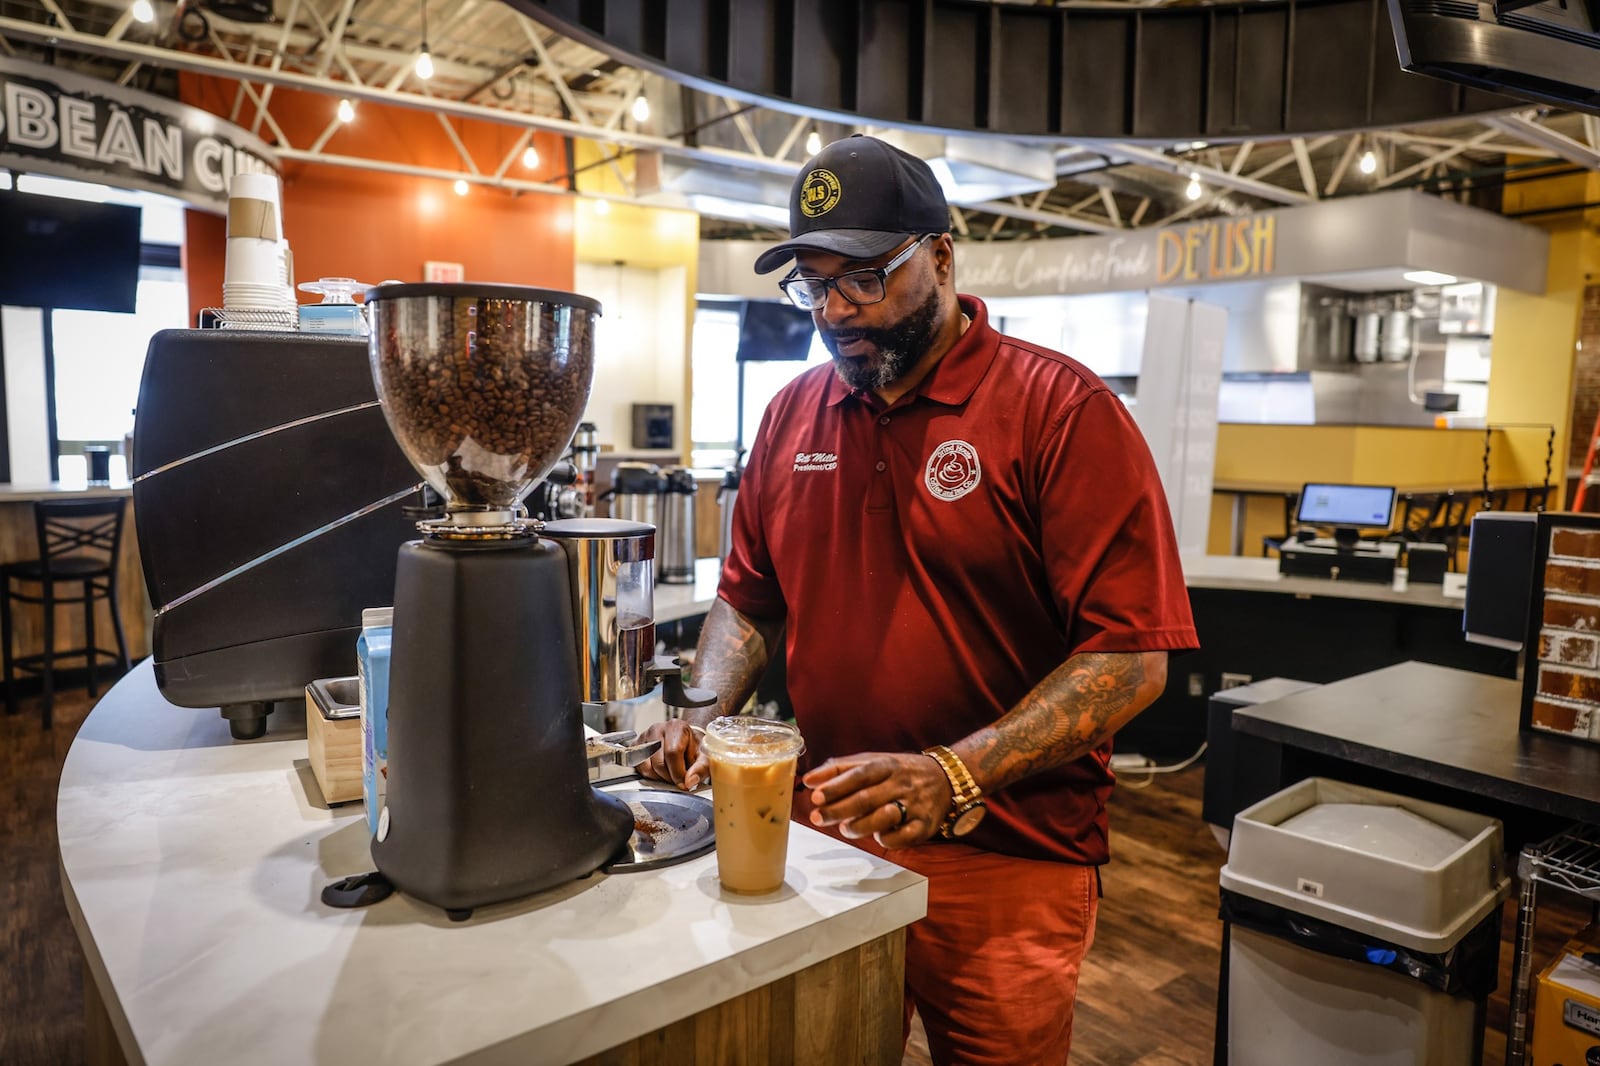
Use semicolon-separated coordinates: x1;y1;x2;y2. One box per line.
59;662;927;1066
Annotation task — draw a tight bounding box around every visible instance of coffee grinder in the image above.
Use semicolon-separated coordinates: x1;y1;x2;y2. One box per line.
364;283;691;919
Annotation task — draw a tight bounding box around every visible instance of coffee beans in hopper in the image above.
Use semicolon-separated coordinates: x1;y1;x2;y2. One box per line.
372;296;596;510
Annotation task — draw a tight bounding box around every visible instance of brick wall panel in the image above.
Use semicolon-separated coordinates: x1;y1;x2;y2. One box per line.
1538;666;1600;703
1551;527;1600;560
1542;598;1600;631
1539;632;1600;668
1532;700;1590;736
1546;562;1600;598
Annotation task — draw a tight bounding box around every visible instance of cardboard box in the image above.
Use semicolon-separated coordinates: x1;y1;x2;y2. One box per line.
1532;928;1600;1066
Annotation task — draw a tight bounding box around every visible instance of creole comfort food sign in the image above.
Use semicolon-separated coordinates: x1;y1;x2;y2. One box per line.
0;56;279;213
959;214;1280;297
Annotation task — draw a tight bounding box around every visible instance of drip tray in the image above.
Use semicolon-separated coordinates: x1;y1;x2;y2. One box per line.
604;788;715;873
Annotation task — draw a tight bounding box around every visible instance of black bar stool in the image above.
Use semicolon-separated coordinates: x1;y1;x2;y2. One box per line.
1;498;131;728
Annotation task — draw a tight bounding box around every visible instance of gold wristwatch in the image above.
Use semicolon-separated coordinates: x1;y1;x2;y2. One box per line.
923;745;987;838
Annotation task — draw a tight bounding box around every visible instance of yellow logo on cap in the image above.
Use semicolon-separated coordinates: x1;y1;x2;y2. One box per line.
800;169;841;217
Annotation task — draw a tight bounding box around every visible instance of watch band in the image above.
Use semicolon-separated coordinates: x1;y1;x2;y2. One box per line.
923;744;983;835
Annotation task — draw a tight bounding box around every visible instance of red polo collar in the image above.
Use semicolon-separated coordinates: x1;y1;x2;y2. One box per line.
824;294;999;409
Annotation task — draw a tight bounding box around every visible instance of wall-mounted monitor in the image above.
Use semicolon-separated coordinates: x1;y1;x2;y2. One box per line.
0;191;141;313
736;300;816;362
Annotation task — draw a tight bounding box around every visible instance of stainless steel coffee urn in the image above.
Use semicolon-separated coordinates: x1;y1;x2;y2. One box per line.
610;462;663;528
717;468;740;563
658;466;697;585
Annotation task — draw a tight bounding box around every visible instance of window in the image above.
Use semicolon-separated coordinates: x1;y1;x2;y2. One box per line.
690;302;830;469
53;267;189;481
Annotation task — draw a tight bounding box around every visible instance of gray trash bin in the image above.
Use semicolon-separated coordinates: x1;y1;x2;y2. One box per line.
1219;777;1512;1066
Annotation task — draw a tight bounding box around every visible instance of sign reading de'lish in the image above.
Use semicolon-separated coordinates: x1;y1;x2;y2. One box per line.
0;57;279;213
1156;216;1277;284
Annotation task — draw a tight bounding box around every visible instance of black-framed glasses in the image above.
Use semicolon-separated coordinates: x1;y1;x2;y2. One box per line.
778;234;933;311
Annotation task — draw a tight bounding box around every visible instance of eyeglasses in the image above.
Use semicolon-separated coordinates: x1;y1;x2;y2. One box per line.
778;234;933;311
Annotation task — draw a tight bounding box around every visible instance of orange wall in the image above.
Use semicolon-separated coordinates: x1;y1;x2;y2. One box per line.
178;75;574;323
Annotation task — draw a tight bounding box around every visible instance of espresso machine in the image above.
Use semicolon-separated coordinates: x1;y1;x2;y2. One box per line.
363;283;709;919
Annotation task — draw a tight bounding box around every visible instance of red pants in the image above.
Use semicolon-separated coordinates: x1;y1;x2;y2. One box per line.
794;793;1099;1065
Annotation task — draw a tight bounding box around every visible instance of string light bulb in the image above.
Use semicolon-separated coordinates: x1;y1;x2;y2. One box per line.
521;143;540;169
594;199;611;216
415;0;433;80
131;0;154;23
630;92;650;123
337;98;355;123
1359;148;1378;175
805;128;822;156
1185;172;1203;202
453;178;468;196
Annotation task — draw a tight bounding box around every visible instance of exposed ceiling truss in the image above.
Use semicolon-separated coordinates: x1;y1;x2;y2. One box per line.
1;0;1596;242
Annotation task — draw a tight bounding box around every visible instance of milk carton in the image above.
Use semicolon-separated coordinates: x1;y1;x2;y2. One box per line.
357;607;393;838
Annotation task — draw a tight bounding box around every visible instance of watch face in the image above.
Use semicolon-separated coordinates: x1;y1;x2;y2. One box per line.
950;804;987;837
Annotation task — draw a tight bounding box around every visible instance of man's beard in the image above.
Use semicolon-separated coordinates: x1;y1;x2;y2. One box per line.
821;285;944;393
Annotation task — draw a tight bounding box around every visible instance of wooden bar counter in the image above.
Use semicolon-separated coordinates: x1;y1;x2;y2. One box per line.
0;480;150;667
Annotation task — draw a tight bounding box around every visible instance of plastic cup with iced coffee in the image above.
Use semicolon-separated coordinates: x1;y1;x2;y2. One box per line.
701;717;806;894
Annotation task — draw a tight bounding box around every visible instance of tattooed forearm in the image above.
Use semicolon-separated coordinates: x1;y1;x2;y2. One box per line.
685;598;786;727
955;651;1169;793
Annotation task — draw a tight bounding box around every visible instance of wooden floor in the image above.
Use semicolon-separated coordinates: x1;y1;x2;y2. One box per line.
3;686;1590;1065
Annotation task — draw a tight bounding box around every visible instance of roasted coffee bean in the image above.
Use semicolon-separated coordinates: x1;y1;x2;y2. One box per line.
371;295;595;509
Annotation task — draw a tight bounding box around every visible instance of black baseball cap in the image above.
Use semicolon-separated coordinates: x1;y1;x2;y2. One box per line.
753;135;951;275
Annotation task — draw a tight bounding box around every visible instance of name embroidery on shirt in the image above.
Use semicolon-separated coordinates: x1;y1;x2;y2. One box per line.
925;440;982;501
793;451;839;473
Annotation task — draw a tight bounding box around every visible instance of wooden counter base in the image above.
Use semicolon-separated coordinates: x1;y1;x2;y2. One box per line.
579;931;906;1066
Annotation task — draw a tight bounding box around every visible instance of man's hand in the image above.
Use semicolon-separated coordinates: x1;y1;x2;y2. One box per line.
802;752;953;848
634;720;709;791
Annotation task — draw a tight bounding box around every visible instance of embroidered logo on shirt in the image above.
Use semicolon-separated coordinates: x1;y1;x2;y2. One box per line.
794;451;839;472
924;440;981;501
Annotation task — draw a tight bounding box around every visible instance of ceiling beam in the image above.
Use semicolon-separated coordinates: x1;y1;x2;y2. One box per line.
1099;143;1308;205
0;15;798;177
1484;113;1600;171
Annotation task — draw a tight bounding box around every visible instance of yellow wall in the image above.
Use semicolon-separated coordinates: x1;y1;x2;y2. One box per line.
572;147;700;462
1486;167;1600;511
1208;423;1558;554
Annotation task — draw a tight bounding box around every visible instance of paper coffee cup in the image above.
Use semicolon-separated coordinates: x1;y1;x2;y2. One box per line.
224;236;283;286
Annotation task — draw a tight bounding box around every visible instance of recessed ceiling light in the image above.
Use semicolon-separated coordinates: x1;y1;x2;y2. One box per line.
453;178;469;196
1403;270;1457;286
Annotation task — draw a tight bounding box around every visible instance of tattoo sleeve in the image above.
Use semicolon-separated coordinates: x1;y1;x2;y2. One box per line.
954;651;1169;793
684;598;786;728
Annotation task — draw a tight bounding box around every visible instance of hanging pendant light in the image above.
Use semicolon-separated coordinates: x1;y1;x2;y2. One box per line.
415;0;434;80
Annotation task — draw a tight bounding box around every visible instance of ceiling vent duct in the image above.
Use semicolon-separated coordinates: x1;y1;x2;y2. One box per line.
635;157;793;228
868;130;1057;207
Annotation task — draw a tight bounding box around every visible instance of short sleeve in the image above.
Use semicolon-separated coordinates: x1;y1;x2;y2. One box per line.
715;406;788;621
1037;389;1198;656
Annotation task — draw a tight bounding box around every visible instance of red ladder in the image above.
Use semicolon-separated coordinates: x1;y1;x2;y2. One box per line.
1573;405;1600;511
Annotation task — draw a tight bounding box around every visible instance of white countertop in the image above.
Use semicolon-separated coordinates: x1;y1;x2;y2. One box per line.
58;662;927;1066
0;479;132;502
654;556;723;623
1182;553;1467;608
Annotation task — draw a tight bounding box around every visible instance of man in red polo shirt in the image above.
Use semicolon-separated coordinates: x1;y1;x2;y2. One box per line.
638;135;1198;1064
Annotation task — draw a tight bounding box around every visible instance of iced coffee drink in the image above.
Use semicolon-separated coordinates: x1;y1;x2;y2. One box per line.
701;717;806;894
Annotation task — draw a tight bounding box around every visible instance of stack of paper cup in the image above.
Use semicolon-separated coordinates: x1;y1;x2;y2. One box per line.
223;173;296;312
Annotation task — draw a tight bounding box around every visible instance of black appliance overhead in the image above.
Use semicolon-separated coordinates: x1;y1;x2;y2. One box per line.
1389;0;1600;113
133;330;422;738
514;0;1517;140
